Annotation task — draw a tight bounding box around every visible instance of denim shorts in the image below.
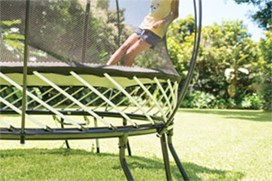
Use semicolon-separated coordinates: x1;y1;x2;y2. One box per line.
135;27;162;48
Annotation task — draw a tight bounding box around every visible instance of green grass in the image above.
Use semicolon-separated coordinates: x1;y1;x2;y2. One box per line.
0;109;271;181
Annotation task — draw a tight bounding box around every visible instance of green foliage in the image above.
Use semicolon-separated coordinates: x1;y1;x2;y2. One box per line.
96;0;109;10
233;0;272;30
168;17;265;109
181;91;215;109
1;0;125;63
1;19;25;59
259;31;272;111
240;93;263;109
199;20;261;97
167;16;195;75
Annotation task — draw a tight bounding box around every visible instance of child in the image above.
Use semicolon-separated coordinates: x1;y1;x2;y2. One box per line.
106;0;179;66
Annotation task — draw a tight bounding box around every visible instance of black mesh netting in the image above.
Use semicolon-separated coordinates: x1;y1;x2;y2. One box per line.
0;0;177;73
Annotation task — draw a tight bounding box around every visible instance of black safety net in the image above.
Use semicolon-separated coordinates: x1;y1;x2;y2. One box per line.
0;0;178;75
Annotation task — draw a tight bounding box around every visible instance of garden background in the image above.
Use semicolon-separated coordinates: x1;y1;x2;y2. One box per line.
0;0;271;180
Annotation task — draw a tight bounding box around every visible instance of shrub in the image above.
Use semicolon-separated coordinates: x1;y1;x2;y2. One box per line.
240;93;263;109
210;97;227;109
181;91;216;109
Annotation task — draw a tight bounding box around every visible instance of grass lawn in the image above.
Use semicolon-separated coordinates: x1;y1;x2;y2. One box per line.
0;109;271;181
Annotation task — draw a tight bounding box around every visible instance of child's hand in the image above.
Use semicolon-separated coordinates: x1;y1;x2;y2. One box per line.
151;20;165;29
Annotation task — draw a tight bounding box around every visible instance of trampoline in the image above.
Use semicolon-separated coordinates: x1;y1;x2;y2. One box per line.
0;0;202;180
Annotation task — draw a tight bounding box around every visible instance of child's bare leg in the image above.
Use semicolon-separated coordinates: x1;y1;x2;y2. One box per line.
123;40;151;66
106;33;139;65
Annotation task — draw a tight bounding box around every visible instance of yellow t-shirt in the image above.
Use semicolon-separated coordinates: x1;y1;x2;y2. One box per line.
140;0;172;38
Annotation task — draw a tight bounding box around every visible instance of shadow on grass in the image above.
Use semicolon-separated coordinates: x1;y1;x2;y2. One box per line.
0;148;244;180
118;155;244;180
180;109;272;122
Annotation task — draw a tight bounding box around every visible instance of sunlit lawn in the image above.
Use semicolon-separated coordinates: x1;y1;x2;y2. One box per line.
0;109;271;181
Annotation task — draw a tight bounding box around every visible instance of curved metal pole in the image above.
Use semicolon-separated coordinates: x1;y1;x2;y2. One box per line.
115;0;121;46
176;0;202;103
21;0;31;144
158;0;202;135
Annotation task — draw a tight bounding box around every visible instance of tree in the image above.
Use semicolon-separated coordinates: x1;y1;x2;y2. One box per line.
167;17;263;108
233;0;272;30
0;0;128;106
167;15;195;75
233;1;271;111
0;0;126;64
259;31;272;111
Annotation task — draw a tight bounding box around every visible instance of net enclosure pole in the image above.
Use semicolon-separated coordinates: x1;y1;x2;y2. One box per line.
20;0;31;144
115;0;121;46
81;0;90;63
158;0;202;136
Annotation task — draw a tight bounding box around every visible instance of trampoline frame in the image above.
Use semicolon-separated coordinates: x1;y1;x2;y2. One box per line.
0;0;202;180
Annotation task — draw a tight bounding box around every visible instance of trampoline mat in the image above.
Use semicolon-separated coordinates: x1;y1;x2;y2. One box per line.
0;62;180;87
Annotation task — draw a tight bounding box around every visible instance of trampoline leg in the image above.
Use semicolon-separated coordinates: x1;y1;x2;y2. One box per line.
119;135;134;181
64;140;70;149
94;118;100;153
127;140;132;156
167;131;189;181
123;118;132;156
60;118;70;149
160;133;172;181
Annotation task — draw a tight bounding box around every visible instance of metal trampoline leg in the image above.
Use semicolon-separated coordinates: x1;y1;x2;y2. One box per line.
160;133;172;181
94;118;100;153
60;118;70;149
127;140;132;156
167;131;189;181
123;118;132;156
119;135;134;181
